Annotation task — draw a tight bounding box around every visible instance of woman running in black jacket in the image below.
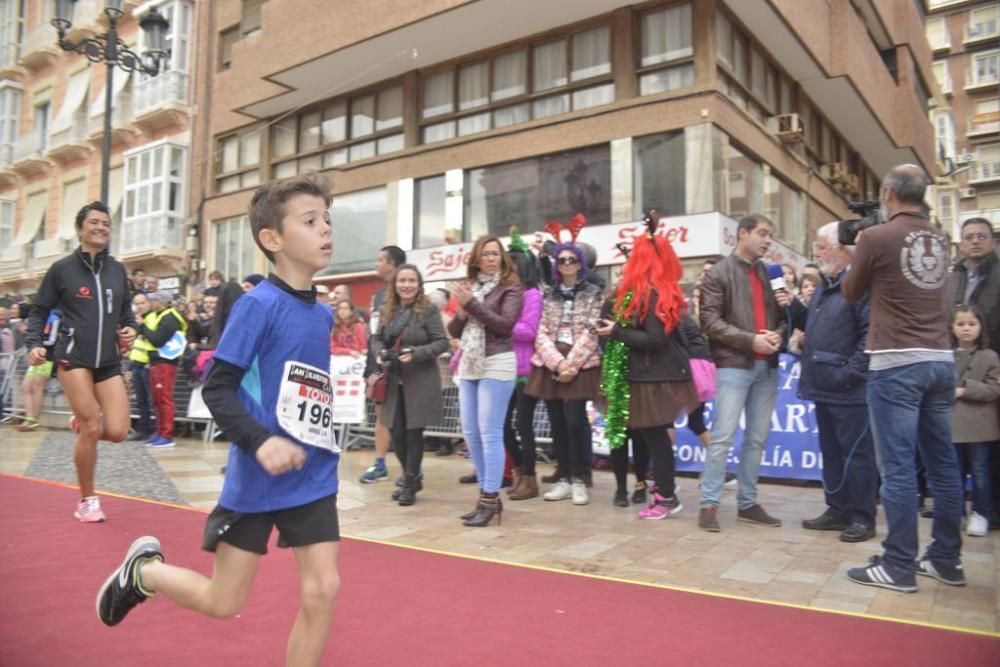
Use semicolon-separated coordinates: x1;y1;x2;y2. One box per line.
25;201;137;523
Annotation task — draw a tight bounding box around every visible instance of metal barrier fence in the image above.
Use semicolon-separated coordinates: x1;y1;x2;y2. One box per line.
1;349;557;452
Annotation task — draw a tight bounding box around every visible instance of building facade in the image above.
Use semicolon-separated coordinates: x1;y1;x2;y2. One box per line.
0;0;939;298
0;0;196;297
924;0;999;237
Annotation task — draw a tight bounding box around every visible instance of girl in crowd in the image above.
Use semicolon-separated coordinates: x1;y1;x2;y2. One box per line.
372;265;449;505
448;236;524;527
503;231;544;500
331;298;367;357
595;213;698;519
798;273;820;306
25;201;136;522
526;239;603;506
950;305;1000;537
781;264;798;294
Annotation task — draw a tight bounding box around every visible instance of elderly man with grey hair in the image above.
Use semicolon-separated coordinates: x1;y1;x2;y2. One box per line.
797;222;876;543
842;164;963;593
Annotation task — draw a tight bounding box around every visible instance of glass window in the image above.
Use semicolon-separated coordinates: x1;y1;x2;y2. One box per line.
271;119;296;158
321;101;347;144
640;4;693;67
639;64;694;95
633;132;686;218
324;188;388;274
0;199;13;248
493;103;529;128
423;121;456;144
571;26;611;81
218;26;238;71
722;144;763;221
534;94;570;119
415;175;448;247
123;143;188;254
423;71;453;118
351;94;375;138
716;12;733;68
299;110;321;151
465;144;611;239
376;85;403;131
214;215;256;282
492;49;527;101
459;63;489;111
458;112;490;136
533;40;567;92
572;84;613;110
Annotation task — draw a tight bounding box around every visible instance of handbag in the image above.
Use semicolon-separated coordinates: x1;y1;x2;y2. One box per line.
689;358;718;402
365;332;404;403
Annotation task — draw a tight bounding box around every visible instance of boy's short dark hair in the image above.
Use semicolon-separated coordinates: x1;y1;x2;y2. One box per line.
380;245;406;268
249;171;332;263
208;270;224;281
75;201;111;230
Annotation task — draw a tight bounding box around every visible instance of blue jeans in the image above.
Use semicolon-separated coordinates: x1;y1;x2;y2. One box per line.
955;442;994;517
700;360;778;509
130;361;154;435
458;378;514;494
867;361;962;574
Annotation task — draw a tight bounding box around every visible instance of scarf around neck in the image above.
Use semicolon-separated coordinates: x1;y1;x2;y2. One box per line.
458;272;501;378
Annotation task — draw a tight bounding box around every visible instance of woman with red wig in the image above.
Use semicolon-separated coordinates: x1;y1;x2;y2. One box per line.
595;211;699;519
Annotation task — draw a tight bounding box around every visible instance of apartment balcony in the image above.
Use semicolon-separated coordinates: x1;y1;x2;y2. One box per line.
118;213;185;257
966;71;1000;93
961;208;1000;231
18;24;58;71
0;143;16;187
11;135;52;176
937;71;952;96
0;43;24;80
29;238;66;274
969;159;1000;184
64;0;103;42
967;112;1000;138
48;109;93;163
0;251;26;279
963;20;999;47
133;71;190;132
88;91;141;146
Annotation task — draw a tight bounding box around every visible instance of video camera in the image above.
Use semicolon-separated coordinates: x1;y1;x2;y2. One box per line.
837;200;883;246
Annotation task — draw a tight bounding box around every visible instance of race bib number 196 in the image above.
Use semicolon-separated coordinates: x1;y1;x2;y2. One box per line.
276;361;339;453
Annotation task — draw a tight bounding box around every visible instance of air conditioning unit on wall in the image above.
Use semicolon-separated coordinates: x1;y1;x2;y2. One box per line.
768;113;804;144
821;162;851;186
960;187;977;198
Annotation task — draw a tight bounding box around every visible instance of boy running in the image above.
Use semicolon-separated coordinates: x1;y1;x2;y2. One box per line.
96;172;340;666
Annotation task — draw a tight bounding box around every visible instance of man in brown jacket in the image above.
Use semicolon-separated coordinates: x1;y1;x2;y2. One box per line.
842;164;964;593
698;214;789;532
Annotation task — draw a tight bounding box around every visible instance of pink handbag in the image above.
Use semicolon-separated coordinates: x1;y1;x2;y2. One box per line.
689;358;717;402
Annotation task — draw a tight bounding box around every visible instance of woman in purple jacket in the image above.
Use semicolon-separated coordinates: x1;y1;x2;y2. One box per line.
503;233;544;500
448;235;525;527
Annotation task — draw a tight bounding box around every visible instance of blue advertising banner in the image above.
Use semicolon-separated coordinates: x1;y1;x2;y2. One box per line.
591;354;824;481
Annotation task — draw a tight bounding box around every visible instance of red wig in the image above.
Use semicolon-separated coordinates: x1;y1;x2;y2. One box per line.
615;232;687;332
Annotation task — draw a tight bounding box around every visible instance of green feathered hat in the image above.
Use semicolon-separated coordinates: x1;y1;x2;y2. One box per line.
508;226;529;253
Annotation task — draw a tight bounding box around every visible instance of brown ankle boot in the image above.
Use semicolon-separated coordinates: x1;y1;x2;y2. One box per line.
506;467;523;496
460;493;483;520
463;492;502;527
509;474;538;500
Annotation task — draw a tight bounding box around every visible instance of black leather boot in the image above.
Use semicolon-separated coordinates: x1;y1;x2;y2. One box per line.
397;474;419;506
463;492;502;527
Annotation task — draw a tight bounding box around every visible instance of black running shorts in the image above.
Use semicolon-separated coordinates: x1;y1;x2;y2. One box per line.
202;494;340;555
57;360;122;384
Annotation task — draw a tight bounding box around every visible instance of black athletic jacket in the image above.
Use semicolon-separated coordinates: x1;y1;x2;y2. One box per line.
26;247;136;369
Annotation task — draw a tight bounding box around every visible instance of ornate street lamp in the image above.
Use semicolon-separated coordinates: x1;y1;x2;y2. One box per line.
52;0;170;203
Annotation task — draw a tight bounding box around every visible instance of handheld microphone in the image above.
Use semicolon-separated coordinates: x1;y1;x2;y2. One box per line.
766;264;787;293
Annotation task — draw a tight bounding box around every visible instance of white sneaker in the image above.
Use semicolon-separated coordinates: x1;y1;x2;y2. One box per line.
543;479;572;501
967;511;988;537
571;478;589;505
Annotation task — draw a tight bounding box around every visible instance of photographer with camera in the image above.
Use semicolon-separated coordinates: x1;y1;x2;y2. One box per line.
842;164;964;593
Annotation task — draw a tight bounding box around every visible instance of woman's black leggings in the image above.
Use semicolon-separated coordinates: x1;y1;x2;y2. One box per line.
503;384;540;474
610;432;650;490
545;398;590;479
627;425;675;497
391;387;423;477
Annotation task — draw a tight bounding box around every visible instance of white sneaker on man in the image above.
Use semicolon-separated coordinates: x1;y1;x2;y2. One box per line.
571;478;589;505
543;479;572;501
967;512;988;537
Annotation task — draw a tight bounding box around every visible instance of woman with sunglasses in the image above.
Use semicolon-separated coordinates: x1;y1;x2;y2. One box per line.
448;235;524;526
525;241;603;506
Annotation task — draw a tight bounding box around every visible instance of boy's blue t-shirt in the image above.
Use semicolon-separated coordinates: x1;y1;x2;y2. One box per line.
214;279;338;513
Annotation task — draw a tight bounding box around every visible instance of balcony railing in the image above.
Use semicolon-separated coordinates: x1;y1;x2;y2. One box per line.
30;238;65;272
134;71;189;115
49;108;90;150
18;24;57;65
968;111;1000;136
0;142;12;167
0;251;26;277
970;159;1000;183
0;42;20;72
88;91;134;136
12;134;45;163
962;208;1000;229
119;213;184;255
964;20;999;43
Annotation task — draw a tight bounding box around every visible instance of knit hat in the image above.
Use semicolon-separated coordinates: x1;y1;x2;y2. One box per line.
243;273;266;286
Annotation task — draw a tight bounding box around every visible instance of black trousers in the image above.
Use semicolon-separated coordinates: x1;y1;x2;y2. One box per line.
814;402;878;528
545;398;591;479
610;433;650;490
628;425;675;497
391;386;423;477
503;384;540;474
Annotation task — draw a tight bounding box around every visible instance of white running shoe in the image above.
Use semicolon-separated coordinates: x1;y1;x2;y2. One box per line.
967;512;988;537
543;479;572;501
571;478;589;505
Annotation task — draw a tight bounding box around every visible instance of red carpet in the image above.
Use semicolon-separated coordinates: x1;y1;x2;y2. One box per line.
0;474;996;666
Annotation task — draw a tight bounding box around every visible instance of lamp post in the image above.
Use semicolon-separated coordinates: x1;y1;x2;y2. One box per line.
51;0;169;204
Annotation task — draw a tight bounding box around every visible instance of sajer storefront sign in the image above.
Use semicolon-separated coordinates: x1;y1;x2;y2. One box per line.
408;212;809;282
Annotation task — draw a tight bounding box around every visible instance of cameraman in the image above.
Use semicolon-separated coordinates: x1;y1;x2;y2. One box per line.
842;164;964;592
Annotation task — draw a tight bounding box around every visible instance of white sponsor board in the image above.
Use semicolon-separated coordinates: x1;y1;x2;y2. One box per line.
330;355;367;424
407;213;809;281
